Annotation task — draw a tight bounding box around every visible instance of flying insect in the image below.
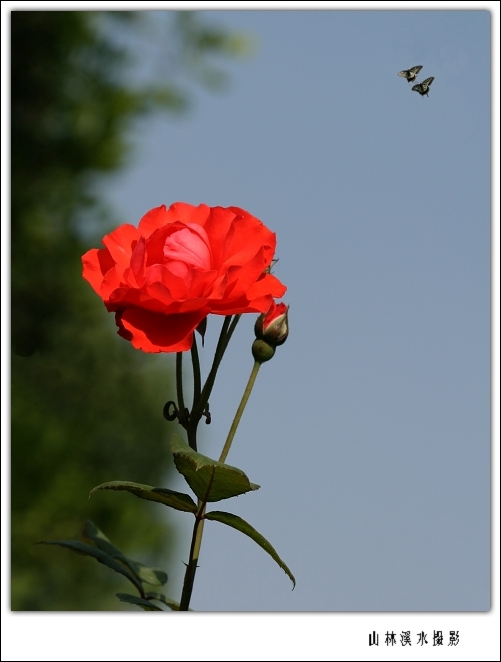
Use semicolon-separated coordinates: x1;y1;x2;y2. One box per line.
398;65;423;83
412;77;435;97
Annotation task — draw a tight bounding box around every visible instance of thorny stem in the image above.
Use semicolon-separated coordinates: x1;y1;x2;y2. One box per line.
180;315;257;612
179;469;217;611
179;506;205;611
179;359;262;611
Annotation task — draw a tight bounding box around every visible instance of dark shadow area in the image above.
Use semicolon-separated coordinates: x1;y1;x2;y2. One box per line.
10;10;247;610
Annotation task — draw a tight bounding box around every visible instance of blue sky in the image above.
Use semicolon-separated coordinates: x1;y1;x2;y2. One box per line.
94;9;491;612
3;3;500;660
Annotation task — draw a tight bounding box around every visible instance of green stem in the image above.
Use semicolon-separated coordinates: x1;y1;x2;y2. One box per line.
219;360;261;463
176;352;188;430
191;335;201;407
213;315;233;363
179;508;205;611
179;316;247;611
217;314;241;362
179;470;216;611
190;315;241;433
187;336;202;450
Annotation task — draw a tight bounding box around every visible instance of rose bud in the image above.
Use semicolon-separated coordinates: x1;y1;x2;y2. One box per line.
252;339;276;363
254;301;289;347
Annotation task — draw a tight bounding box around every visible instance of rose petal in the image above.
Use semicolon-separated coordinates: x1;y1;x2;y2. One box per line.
82;248;114;294
244;272;287;301
102;224;138;275
118;307;210;353
222;212;276;268
170;202;210;228
163;224;212;272
203;207;235;269
137;205;171;237
212;294;274;315
129;236;147;286
146;264;187;300
138;202;210;238
220;248;269;301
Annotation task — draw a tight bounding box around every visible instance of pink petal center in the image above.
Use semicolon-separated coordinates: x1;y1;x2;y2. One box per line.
163;224;212;278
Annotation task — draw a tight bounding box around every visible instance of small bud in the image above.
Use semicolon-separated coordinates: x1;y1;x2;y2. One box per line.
252;339;276;363
254;302;289;347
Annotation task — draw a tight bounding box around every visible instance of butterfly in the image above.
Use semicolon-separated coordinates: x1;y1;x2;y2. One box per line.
412;77;435;97
398;65;423;83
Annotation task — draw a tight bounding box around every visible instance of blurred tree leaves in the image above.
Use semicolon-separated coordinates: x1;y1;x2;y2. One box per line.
11;10;249;610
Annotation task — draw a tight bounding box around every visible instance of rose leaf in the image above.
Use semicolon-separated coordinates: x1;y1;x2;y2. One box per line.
170;433;260;502
204;510;296;588
89;480;198;514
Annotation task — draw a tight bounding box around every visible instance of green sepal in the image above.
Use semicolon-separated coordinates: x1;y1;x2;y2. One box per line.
89;480;197;513
83;520;167;586
170;433;260;502
116;593;164;611
205;511;296;588
38;540;143;593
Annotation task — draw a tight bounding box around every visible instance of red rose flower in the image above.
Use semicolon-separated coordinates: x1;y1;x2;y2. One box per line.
82;203;287;353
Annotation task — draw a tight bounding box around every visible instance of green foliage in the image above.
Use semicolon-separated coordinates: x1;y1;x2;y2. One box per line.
205;511;296;588
39;540;144;594
90;481;198;513
171;434;260;502
11;10;248;610
11;301;178;610
116;594;165;611
82;520;168;586
175;12;254;91
144;591;186;611
39;521;177;611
